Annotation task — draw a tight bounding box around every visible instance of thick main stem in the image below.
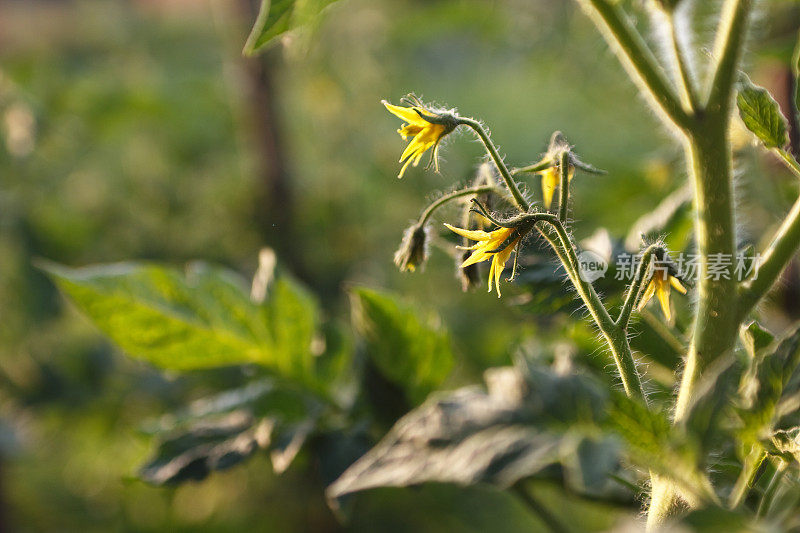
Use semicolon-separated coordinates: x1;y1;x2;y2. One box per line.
676;125;739;418
646;121;740;530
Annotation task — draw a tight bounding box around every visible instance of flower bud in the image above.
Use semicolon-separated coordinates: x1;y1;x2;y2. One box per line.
394;223;429;272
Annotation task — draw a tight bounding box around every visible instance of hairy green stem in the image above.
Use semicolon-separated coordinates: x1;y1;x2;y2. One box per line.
575;0;691;130
757;460;787;518
572;0;754;528
728;448;765;509
511;159;552;176
616;244;661;329
706;0;754;114
739;149;800;315
647;116;741;531
458;117;529;212
417;186;501;226
557;151;571;223
665;11;699;113
535;215;646;400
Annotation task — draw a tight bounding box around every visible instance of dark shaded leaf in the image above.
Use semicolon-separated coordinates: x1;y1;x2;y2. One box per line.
140;379;325;484
270;419;316;474
680;356;741;456
140;412;269;485
679;506;752;532
327;364;608;500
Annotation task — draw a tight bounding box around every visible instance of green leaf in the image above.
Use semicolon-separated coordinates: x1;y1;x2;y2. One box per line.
605;392;715;502
680;357;740;455
350;288;453;404
736;75;789;149
243;0;339;56
739;321;774;361
41;261;321;383
769;427;800;464
738;322;800;438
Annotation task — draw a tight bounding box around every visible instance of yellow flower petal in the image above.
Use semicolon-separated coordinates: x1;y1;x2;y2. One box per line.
487;254;496;294
670;276;687;294
638;279;656;311
462;250;493;268
398;155;415;178
383;101;427;126
656;277;672;321
444;224;494;241
541;168;558;209
492;238;518;297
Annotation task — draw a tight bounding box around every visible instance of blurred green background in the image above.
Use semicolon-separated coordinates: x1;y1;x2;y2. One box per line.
1;0;800;530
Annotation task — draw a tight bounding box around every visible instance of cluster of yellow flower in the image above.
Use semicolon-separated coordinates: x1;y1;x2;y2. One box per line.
383;96;687;319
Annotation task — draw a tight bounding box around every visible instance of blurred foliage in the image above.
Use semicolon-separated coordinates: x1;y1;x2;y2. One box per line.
2;0;800;531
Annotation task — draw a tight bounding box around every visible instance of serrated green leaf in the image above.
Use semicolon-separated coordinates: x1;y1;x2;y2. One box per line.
41;261;322;385
736;76;789;149
605;392;715;503
243;0;339;56
738;322;800;438
350;288;453;405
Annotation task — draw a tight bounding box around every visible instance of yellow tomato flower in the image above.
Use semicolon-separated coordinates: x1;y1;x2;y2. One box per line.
383;99;456;178
444;223;522;297
637;268;687;321
539;164;574;209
